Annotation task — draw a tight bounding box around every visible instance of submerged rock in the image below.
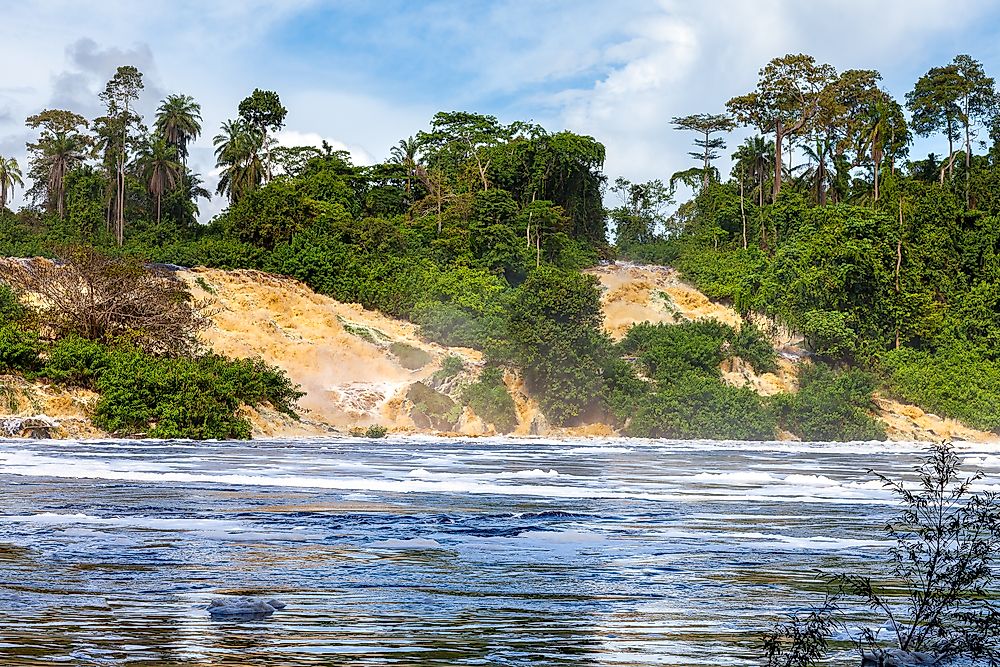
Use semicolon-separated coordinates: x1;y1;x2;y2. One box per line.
207;597;286;619
861;649;938;666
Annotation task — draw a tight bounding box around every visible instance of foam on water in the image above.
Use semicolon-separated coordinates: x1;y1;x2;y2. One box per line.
2;435;998;666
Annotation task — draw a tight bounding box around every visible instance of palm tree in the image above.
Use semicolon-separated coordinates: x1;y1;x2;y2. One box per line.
732;136;774;249
0;156;23;208
214;119;267;203
37;132;87;219
137;135;183;224
390;136;420;198
155;94;202;164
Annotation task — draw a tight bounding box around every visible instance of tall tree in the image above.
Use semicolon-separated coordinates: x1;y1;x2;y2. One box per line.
237;88;286;179
727;54;837;200
390;136;420;199
98;65;145;245
0;156;23;208
25;109;92;219
417;111;510;192
952;55;996;207
137;135;182;224
671;113;735;190
214;119;268;203
155;94;202;164
906;64;963;182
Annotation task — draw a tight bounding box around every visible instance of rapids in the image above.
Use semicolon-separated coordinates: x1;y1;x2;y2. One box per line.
1;436;997;665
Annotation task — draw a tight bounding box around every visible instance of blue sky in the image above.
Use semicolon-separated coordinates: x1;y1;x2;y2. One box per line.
3;0;1000;218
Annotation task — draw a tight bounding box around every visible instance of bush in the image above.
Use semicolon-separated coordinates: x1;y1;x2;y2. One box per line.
775;363;885;441
492;267;611;425
0;284;26;324
625;371;776;440
0;325;41;372
881;347;1000;431
0;248;205;356
433;355;466;382
42;336;109;387
462;367;518;433
92;346;301;439
798;309;859;360
618;320;733;382
729;320;778;374
389;341;432;370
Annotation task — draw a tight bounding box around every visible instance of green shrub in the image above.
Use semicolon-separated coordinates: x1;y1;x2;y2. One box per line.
0;325;41;372
433;355;466;383
798;310;859;360
365;425;388;438
0;285;26;324
618;320;732;382
492;267;611;425
625;371;775;440
42;336;109;387
881;347;1000;431
776;363;885;441
462;367;518;433
389;342;432;370
92;346;301;439
729;320;778;374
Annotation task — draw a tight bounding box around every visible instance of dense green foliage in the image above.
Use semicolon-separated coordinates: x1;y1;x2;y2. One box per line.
461;367;518;433
6;50;1000;439
92;346;301;439
881;348;1000;431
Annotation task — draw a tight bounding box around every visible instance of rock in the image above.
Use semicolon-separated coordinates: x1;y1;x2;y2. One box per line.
207;596;286;619
861;649;938;666
529;412;549;436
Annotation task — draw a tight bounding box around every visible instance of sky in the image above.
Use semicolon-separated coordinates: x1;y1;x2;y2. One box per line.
3;0;1000;219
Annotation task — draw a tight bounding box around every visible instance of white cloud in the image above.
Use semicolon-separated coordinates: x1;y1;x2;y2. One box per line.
2;0;1000;220
275;129;374;166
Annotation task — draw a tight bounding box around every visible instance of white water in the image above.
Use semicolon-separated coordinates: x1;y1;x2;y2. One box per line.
1;436;997;665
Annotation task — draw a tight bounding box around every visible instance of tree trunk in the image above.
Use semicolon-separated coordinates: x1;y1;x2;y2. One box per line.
965;117;972;208
946;117;955;179
156;191;161;225
895;197;903;350
702;129;710;190
773;122;784;200
739;176;747;250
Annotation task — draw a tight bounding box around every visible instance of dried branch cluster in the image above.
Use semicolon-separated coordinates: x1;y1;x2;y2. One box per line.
0;247;205;356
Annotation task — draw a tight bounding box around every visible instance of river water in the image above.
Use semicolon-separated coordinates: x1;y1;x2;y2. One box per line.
1;436;997;666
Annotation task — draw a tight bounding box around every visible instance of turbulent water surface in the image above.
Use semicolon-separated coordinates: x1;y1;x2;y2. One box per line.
1;436;998;666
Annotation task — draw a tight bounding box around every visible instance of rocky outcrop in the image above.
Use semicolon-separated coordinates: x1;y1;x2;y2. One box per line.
207;597;287;619
861;649;938;666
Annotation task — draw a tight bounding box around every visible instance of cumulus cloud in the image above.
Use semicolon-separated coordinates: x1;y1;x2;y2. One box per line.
3;0;1000;218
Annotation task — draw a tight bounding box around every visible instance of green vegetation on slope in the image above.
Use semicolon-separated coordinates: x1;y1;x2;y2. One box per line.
5;51;1000;439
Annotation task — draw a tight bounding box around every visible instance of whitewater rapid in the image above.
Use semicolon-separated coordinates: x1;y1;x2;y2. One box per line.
1;436;997;665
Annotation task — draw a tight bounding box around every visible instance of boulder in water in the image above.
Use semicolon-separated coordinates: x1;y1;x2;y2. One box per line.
861;649;938;666
207;597;286;619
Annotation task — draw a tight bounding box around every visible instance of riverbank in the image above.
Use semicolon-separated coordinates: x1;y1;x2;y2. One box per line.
1;262;993;443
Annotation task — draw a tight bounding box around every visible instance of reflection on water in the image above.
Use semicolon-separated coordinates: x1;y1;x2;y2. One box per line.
0;437;996;665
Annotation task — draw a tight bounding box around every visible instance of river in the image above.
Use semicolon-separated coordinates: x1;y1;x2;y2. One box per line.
1;436;997;666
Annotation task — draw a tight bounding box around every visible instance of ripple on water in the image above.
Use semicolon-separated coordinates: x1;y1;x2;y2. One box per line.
0;436;995;665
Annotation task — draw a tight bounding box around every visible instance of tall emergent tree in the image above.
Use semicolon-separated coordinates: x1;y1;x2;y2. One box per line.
953;55;995;206
237;88;286;179
906;64;963;183
0;156;23;208
97;65;144;245
155;94;202;165
25;109;92;219
137;135;182;224
727;54;837;200
671;113;736;190
214;119;267;203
